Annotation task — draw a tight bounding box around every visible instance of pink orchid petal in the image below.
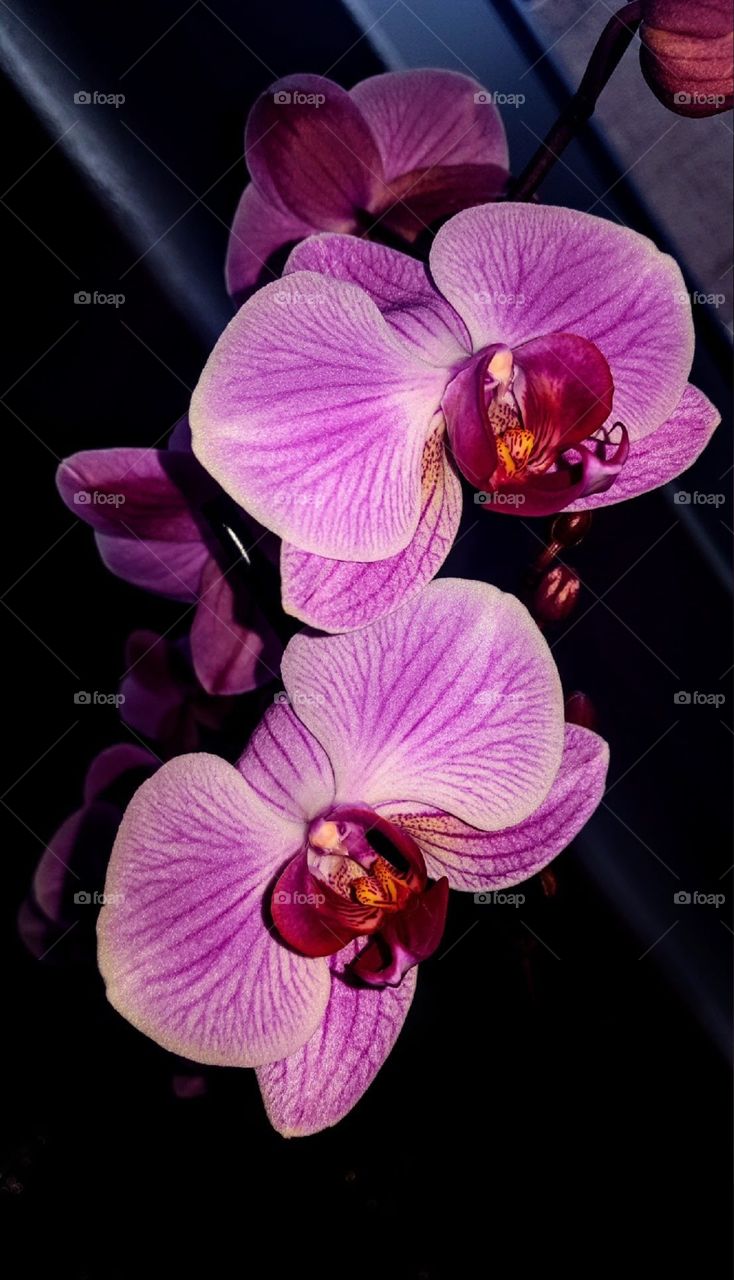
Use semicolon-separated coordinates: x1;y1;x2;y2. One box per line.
256;941;417;1136
189;560;278;696
285;233;470;365
236;701;335;825
281;578;564;831
190;272;449;561
98;754;330;1067
349;69;509;182
56;448;212;540
95;531;208;601
280;425;462;631
566;383;721;510
384;725;608;891
225;182;317;303
245;74;384;227
430;203;694;440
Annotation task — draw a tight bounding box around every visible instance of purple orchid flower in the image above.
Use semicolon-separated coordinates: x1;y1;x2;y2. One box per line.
191;202;720;634
18;744;157;962
56;418;281;696
121;630;239;755
226;69;509;303
97;579;608;1135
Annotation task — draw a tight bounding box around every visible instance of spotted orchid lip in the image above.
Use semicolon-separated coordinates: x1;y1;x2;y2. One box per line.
442;331;623;514
271;805;448;985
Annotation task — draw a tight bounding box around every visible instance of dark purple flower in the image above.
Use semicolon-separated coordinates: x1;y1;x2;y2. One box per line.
120;630;238;754
57;419;281;695
226;69;509;301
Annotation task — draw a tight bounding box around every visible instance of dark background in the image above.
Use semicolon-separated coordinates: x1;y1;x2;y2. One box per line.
1;2;731;1275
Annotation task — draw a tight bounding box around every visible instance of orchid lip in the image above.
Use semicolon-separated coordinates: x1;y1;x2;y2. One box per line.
271;806;448;985
443;332;620;513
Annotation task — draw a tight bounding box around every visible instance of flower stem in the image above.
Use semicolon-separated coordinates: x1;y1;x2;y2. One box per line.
509;1;642;202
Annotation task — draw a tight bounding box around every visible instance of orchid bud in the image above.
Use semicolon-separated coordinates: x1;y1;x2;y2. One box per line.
533;563;581;624
549;510;593;550
639;0;733;117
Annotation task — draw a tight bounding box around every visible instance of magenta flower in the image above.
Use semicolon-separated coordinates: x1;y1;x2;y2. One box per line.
192;202;720;633
97;579;608;1135
226;69;509;302
57;419;281;696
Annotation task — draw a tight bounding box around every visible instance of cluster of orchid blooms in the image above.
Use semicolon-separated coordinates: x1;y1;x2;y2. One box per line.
26;1;730;1136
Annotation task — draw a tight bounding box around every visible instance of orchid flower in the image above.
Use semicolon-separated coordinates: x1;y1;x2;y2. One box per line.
191;202;720;634
56;419;281;696
226;69;509;302
97;579;608;1136
18;744;157;962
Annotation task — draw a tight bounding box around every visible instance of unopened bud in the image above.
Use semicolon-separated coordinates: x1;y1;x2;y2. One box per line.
549;511;593;550
533;564;581;624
